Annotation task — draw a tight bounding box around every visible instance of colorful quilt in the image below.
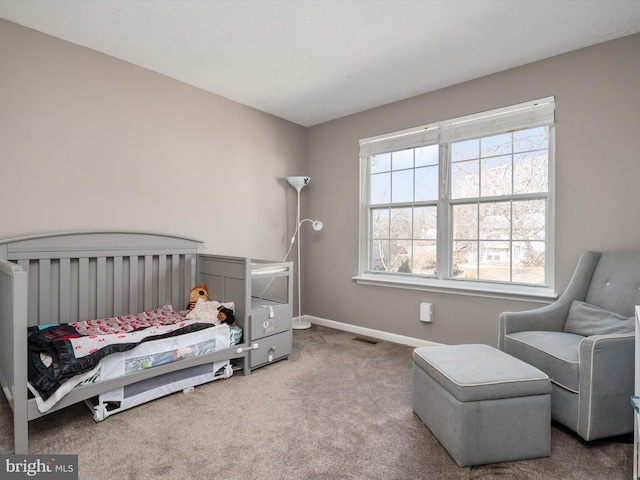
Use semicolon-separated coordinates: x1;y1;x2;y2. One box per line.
27;305;216;400
70;304;185;335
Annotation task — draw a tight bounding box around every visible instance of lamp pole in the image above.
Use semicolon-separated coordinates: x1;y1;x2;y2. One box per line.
287;176;313;330
292;184;311;329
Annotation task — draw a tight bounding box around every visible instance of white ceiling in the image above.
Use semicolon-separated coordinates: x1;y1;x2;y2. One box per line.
2;0;640;127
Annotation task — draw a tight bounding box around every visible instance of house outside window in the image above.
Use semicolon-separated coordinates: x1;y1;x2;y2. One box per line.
356;97;556;301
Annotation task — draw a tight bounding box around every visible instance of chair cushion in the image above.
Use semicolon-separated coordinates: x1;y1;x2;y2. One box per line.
564;300;634;336
503;331;583;393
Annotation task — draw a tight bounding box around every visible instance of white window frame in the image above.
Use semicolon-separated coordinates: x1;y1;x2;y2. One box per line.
354;97;557;303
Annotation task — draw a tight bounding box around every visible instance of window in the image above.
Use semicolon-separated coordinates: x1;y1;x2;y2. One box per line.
357;98;555;300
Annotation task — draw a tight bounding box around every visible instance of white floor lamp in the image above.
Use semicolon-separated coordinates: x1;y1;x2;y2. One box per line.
287;176;323;330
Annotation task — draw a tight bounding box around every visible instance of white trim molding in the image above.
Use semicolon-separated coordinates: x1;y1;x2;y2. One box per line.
353;274;557;303
295;315;442;348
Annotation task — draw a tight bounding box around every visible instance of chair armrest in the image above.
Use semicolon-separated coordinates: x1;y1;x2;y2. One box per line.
579;332;635;369
577;333;635;440
498;251;601;350
498;300;570;349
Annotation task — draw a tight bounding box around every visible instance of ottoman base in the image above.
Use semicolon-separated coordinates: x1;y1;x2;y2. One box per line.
413;347;551;467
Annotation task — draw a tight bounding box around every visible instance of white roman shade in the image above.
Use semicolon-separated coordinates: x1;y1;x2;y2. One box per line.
359;96;555;157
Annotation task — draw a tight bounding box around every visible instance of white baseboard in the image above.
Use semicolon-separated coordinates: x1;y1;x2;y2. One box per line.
296;315;442;348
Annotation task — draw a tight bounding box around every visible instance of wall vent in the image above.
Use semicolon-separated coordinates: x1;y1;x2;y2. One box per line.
352;336;378;345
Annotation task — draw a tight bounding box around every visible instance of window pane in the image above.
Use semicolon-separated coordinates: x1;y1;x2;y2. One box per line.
414;206;437;240
370;239;389;271
452;204;477;240
415;145;438;167
480;155;512;197
479;202;511;240
412;240;437;275
392;150;414;170
479;241;510;281
390;207;412;239
415;166;438;201
512;241;545;284
371;153;391;173
392;169;413;203
451;138;479;162
514;152;548;194
514;127;548;153
512;199;545;240
371;172;390;204
451;159;479;199
395;239;413;273
452;241;476;279
370;208;389;240
481;132;512;156
389;240;409;272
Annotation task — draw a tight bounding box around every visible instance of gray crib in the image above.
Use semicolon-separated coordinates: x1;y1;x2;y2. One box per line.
0;231;270;454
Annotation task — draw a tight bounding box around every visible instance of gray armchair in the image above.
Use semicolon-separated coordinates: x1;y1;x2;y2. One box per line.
499;251;639;441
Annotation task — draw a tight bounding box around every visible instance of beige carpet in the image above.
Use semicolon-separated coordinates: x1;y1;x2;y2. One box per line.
0;325;633;479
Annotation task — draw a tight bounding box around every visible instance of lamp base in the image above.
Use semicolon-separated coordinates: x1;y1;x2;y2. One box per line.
292;318;312;330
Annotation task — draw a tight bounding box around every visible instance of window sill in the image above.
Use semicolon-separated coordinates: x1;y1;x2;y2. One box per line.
353;273;557;303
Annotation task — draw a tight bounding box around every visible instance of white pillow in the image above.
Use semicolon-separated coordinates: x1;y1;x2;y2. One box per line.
185;299;235;324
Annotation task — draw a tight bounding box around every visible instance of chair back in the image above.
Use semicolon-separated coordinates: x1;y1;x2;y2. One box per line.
585;251;640;317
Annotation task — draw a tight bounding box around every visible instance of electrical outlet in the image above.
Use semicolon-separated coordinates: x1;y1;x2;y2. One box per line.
420;302;433;323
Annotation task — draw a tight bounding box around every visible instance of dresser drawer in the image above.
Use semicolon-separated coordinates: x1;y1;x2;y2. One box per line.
251;330;292;369
250;303;292;340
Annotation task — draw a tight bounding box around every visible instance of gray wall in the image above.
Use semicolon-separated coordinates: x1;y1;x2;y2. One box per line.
2;18;640;348
305;33;640;346
0;19;307;261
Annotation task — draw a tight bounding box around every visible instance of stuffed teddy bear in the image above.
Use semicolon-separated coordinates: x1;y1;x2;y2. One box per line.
179;282;208;316
216;305;236;326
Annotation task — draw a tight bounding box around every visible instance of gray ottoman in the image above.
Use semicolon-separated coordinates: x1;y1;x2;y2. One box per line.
413;344;551;467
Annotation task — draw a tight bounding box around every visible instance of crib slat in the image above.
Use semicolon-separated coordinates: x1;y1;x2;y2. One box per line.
59;258;71;323
143;255;153;311
78;258;89;321
96;257;106;319
129;256;138;314
39;259;51;325
158;255;167;306
186;254;196;290
113;256;123;316
171;254;180;309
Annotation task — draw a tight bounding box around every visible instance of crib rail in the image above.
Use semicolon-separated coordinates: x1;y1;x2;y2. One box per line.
0;232;201;326
16;254;197;326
